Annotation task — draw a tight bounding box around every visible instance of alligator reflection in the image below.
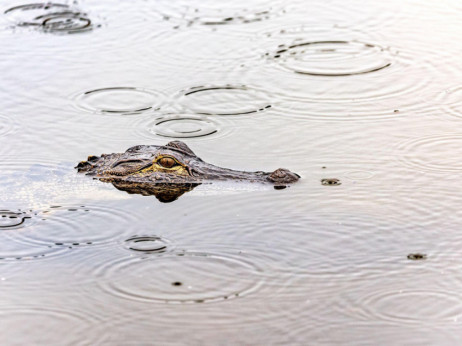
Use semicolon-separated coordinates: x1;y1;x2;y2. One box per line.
108;181;200;203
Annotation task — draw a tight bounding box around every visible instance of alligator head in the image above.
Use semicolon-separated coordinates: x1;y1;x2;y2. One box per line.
76;141;300;202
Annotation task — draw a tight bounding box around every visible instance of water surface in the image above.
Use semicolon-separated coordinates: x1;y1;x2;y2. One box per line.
1;0;462;344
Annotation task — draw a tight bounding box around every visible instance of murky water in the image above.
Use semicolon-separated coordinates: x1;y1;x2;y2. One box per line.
1;0;462;344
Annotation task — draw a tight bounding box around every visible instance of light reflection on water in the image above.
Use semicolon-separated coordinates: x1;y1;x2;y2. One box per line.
2;0;462;344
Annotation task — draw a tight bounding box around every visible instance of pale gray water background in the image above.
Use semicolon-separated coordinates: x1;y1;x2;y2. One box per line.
1;0;462;344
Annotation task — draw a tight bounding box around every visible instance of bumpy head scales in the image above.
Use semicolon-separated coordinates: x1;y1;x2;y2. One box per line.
268;168;300;184
76;141;300;186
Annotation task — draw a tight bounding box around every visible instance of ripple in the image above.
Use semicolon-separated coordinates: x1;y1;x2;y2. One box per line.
396;134;462;173
136;114;221;139
256;26;436;121
148;28;261;69
344;170;375;180
0;305;101;345
273;40;392;76
177;85;271;116
40;12;92;34
96;251;263;303
0;209;35;230
435;85;462;119
4;3;94;34
173;209;430;281
23;205;137;246
94;303;307;345
0;114;15;138
73;87;166;115
123;235;172;254
293;321;459;345
0;209;66;261
0;204;136;261
4;3;69;24
155;0;285;26
0;235;66;261
349;288;462;324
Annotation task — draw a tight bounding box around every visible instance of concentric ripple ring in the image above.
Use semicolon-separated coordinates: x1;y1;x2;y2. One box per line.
397;134;462;173
97;252;263;304
349;288;462;324
0;210;33;230
177;85;272;116
4;3;69;25
151;115;218;138
41;13;92;33
74;87;164;115
123;235;171;253
0;114;14;138
273;40;393;76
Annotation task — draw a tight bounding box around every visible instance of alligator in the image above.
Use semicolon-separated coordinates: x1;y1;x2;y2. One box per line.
76;141;300;202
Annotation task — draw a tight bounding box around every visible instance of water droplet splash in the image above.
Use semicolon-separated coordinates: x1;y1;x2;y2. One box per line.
124;235;171;253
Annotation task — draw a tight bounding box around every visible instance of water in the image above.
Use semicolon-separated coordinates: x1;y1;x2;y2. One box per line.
1;0;462;344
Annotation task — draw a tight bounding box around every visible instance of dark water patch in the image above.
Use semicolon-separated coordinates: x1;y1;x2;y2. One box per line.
177;85;271;116
135;114;222;139
95;251;263;304
4;3;94;33
0;305;101;345
271;40;392;77
73;87;166;115
123;235;172;254
396;134;462;173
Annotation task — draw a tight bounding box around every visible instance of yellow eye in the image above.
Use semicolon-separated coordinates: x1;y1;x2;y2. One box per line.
158;157;177;168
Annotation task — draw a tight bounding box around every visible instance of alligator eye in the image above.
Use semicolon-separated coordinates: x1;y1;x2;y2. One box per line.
158;157;177;168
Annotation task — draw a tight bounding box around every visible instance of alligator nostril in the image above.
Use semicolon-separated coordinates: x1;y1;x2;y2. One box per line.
75;161;90;169
87;155;99;162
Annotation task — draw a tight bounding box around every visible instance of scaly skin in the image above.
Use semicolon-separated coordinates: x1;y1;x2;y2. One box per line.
76;141;300;201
